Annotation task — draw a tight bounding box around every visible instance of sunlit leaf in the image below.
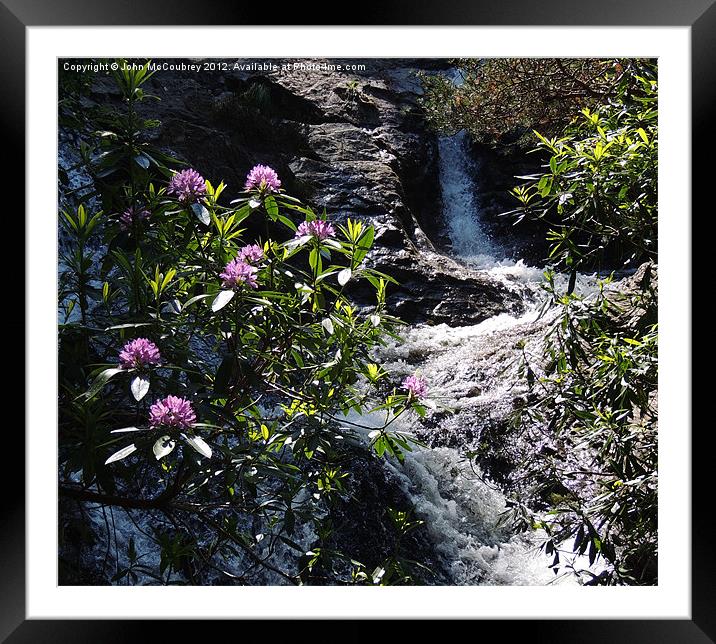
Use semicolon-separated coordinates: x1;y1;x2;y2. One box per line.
130;375;150;401
211;289;235;312
153;435;176;460
105;444;137;465
84;367;123;400
337;268;352;286
191;203;210;225
182;434;212;458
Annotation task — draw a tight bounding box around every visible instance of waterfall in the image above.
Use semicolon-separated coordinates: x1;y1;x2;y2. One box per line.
370;68;607;585
351;406;583;586
438;130;503;266
436;66;505;268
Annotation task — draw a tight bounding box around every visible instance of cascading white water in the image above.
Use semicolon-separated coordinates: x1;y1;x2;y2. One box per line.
349;406;581;586
367;68;608;585
436;67;506;268
437;130;502;265
371;303;609;586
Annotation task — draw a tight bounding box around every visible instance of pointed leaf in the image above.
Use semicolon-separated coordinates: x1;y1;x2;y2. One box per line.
183;293;214;308
105;443;137;465
284;235;311;251
162;298;182;315
337;268;352;286
191;203;210;225
182;434;212;458
211;289;235;312
84;367;124;399
134;155;150;169
130;375;150;401
322;318;334;335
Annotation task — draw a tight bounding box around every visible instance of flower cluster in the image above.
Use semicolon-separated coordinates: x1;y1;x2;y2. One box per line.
119;205;151;230
118;338;162;370
402;374;428;399
167;168;207;204
238;244;264;264
244;164;281;193
149;395;196;430
220;258;259;290
296;219;336;241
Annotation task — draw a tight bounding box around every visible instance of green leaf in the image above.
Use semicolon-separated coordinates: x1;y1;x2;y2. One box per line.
275;214;297;231
84;367;124;399
264;195;279;218
105;443;137;465
191;203;210;226
354;227;375;263
130;375;150;401
374;436;386;457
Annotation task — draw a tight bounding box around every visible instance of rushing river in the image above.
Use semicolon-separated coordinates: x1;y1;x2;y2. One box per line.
359;121;607;586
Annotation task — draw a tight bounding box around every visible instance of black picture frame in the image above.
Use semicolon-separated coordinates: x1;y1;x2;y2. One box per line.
6;0;705;640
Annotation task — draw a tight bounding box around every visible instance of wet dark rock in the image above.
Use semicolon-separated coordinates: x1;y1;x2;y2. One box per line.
607;261;658;331
463;140;552;265
324;446;449;585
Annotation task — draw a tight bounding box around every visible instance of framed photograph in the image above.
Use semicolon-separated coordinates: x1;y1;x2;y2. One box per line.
7;0;706;639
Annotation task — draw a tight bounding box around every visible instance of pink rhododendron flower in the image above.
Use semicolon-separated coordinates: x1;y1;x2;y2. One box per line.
149;395;196;430
118;338;161;370
119;205;151;230
402;374;428;399
295;220;336;241
220;258;259;290
238;244;264;264
244;164;281;193
167;168;207;204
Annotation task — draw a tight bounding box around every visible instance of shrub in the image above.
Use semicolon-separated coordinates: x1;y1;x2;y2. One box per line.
58;60;429;585
419;58;644;146
507;270;658;585
508;59;657;276
500;59;659;585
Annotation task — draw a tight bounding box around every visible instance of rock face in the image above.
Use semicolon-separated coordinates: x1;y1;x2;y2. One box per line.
465;140;552;265
87;58;524;324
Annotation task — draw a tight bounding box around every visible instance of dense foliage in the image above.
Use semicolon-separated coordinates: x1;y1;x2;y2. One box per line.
508;59;657;276
507;269;658;585
423;59;659;585
420;58;650;147
506;61;659;585
58;61;431;585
